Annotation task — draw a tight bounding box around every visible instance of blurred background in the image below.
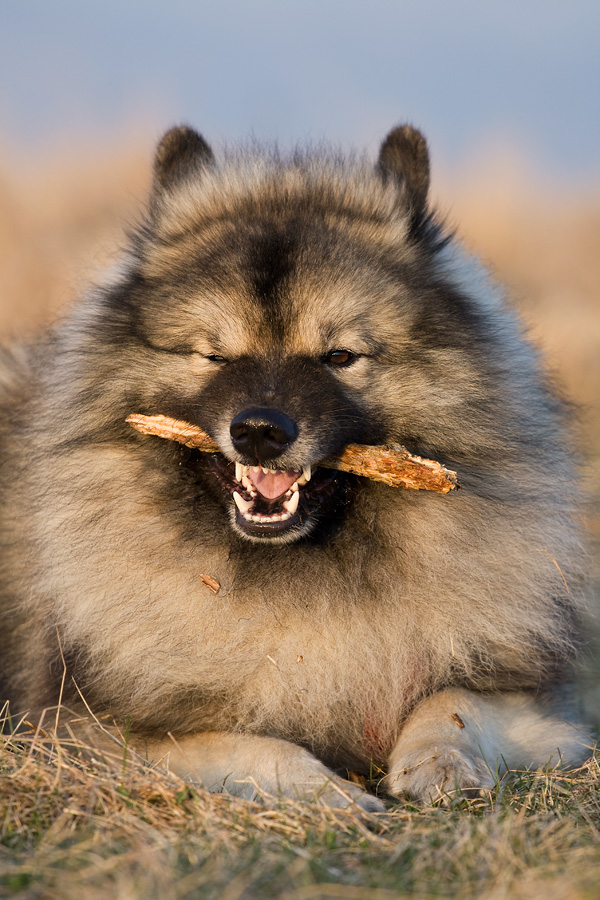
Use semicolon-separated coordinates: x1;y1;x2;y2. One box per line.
1;1;599;696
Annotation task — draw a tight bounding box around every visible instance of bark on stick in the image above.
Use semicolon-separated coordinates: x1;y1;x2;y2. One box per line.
126;413;459;494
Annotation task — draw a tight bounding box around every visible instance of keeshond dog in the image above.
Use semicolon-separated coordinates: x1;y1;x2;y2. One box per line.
0;125;590;810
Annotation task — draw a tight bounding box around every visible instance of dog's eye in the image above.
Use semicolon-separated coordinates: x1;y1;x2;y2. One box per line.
323;349;357;367
206;354;227;363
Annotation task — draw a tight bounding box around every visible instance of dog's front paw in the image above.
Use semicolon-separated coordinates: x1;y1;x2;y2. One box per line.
203;737;386;812
224;768;386;812
305;776;387;813
384;745;495;802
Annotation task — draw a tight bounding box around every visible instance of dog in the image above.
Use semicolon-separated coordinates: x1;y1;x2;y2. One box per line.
0;124;589;809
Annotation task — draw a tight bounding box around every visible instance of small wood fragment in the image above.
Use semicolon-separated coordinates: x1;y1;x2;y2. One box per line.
126;413;459;493
347;771;368;789
200;573;220;594
451;713;466;729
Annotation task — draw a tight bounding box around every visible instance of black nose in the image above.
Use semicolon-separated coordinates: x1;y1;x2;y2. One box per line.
230;407;298;462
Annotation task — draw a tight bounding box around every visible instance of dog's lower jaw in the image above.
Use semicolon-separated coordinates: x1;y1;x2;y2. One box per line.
229;501;318;544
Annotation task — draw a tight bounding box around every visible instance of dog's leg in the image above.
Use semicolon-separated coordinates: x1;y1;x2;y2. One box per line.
385;688;590;801
139;731;385;811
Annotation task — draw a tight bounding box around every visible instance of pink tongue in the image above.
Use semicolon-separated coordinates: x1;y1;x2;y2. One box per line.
248;467;299;500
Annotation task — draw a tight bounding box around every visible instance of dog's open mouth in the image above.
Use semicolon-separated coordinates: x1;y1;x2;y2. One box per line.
125;414;459;541
207;455;339;539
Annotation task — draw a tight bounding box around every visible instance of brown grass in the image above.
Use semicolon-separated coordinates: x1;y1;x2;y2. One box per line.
0;136;152;338
1;709;599;900
438;161;600;462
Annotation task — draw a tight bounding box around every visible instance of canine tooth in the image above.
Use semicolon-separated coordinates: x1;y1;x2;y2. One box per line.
297;466;311;486
235;462;244;482
283;490;299;515
233;491;253;515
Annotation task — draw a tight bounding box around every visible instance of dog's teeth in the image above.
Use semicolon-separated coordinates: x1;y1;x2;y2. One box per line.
291;481;299;492
233;491;253;515
297;466;311;486
241;475;254;492
283;490;299;515
235;462;244;482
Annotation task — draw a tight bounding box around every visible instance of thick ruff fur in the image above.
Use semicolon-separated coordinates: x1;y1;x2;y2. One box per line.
0;125;590;809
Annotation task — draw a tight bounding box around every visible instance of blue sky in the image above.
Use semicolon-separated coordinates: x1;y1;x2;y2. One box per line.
1;1;598;178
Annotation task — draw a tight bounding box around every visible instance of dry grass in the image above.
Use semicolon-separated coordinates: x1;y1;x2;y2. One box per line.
438;161;600;496
0;136;152;338
1;711;599;900
1;134;600;897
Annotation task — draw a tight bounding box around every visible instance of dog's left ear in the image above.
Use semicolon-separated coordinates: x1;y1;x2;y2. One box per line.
377;125;430;227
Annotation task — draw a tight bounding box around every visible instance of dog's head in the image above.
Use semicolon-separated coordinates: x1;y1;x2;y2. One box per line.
99;126;501;543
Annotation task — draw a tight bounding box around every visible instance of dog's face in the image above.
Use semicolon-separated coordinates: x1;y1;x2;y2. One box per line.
109;127;492;544
131;213;399;543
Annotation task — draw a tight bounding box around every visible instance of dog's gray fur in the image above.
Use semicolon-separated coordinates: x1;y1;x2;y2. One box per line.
0;125;589;808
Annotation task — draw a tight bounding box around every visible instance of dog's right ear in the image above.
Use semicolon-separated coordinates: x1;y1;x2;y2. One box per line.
151;125;214;203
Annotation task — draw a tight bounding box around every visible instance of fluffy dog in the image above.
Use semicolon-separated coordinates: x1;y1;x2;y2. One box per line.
0;125;589;809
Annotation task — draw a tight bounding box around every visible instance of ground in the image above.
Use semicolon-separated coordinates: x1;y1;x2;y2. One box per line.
0;722;599;900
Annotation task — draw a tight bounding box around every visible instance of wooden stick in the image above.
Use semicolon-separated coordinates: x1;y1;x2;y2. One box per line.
126;413;459;494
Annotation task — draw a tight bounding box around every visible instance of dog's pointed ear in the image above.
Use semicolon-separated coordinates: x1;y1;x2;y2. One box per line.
377;125;430;226
151;125;214;201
